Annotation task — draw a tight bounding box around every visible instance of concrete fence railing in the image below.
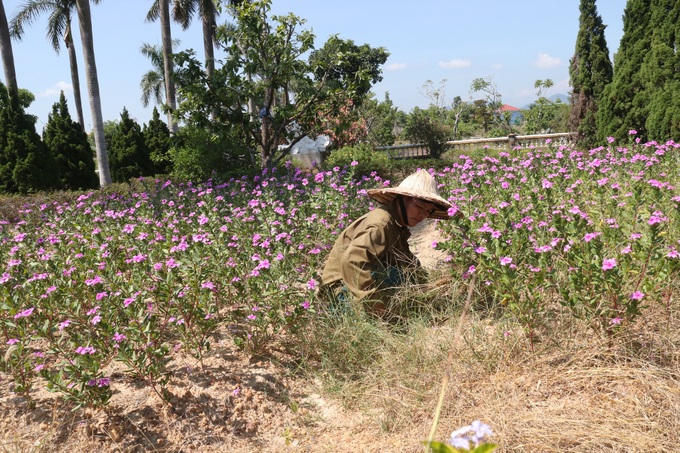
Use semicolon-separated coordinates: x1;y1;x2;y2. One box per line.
376;132;577;159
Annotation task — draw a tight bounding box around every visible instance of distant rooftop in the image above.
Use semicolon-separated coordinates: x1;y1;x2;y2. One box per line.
500;104;521;111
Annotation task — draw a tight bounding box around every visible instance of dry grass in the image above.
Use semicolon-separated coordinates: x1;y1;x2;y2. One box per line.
2;277;679;452
312;283;680;452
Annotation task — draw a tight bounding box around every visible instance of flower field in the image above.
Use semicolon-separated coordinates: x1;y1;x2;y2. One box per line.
2;132;680;423
438;134;680;344
0;163;381;408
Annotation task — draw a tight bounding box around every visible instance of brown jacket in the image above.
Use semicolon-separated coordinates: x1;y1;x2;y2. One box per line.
321;200;420;301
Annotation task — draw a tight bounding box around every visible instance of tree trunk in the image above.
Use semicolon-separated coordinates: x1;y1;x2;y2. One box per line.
202;10;215;78
75;0;112;187
0;0;19;106
159;0;177;134
64;20;85;131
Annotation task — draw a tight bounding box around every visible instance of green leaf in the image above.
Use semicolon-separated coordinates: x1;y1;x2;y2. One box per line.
422;441;455;453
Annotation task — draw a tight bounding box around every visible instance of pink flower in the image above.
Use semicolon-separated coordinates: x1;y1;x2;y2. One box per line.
630;291;645;300
307;279;318;290
14;307;34;319
85;275;103;286
609;317;622;325
602;258;617;271
499;257;512;266
583;232;601;242
75;346;96;355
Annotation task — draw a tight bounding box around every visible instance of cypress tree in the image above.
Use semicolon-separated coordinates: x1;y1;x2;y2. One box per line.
643;0;680;141
597;0;653;143
43;92;99;190
569;0;613;148
0;82;58;194
108;107;153;183
143;107;172;175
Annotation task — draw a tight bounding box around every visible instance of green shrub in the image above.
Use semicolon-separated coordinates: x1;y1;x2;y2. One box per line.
323;143;390;177
169;126;255;182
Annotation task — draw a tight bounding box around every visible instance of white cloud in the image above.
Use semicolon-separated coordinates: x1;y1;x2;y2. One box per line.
38;81;72;98
385;62;408;71
438;58;471;69
491;63;503;70
534;53;561;68
552;78;570;93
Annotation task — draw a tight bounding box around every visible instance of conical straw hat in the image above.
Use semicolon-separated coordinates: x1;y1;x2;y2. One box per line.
367;169;453;220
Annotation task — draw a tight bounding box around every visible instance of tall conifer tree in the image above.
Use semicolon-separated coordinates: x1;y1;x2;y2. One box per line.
43;91;98;190
143;107;172;175
0;82;58;193
569;0;613;147
108;107;152;183
596;0;653;142
642;0;680;141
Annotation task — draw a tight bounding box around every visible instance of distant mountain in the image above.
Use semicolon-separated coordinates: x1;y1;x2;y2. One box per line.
549;93;570;104
520;93;570;109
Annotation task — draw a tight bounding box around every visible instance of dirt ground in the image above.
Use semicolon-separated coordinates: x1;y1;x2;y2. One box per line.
0;221;448;453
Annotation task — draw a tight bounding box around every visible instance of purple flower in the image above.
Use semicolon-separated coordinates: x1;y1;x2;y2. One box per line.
75;346;96;355
583;232;602;242
499;256;513;266
610;317;622;325
6;338;19;345
307;279;318;290
602;258;617;271
85;275;103;286
630;291;645;300
14;307;34;319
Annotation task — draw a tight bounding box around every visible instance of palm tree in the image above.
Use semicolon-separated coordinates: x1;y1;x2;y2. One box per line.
171;0;218;78
74;0;111;186
0;0;19;105
9;0;86;129
146;0;177;134
139;40;179;108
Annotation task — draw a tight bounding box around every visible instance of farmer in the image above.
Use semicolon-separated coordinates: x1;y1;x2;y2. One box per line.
320;169;455;317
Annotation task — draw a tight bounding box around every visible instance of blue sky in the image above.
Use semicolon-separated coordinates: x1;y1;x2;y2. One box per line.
4;0;626;132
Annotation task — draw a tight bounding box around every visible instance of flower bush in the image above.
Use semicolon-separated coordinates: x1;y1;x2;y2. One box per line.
0;163;379;407
2;134;679;411
436;136;680;341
